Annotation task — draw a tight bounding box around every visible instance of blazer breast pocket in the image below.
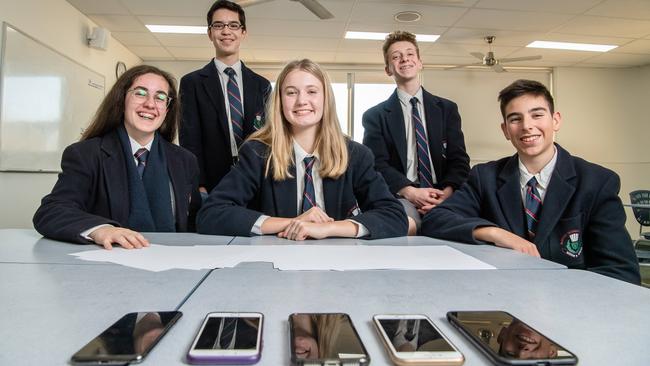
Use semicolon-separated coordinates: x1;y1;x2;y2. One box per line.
551;213;585;267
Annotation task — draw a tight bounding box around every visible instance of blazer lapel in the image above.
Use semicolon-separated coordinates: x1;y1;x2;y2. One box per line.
272;165;298;218
534;146;577;246
101;131;129;223
422;89;444;177
323;177;344;219
385;90;408;172
200;61;231;142
241;62;257;134
163;142;188;230
496;155;526;237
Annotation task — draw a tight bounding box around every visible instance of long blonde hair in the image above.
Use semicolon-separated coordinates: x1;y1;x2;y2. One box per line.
249;59;348;181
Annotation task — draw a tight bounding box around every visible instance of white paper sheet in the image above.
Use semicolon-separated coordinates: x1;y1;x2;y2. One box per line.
70;244;496;272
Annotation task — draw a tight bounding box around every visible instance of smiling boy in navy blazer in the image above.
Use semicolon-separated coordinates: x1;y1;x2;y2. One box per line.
179;0;271;195
422;79;640;284
362;31;470;235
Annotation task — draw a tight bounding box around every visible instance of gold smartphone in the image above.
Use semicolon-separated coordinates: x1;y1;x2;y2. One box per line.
373;314;464;366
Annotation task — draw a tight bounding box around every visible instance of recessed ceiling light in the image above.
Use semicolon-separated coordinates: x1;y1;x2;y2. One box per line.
395;11;421;23
146;25;206;34
345;31;439;42
526;40;617;52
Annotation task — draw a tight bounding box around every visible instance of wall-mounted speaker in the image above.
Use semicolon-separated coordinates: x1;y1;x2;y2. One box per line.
87;27;110;51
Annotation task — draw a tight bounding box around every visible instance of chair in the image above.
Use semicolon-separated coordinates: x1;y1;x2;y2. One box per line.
629;191;650;262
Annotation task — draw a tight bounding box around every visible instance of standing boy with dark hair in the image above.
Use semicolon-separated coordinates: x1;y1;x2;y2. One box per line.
422;79;640;284
180;0;271;196
362;31;470;235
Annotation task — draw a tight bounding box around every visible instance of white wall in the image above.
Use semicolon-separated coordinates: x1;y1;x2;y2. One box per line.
0;0;141;229
554;66;650;236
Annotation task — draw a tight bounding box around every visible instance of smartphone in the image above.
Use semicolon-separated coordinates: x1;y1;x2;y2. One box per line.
70;311;182;365
289;312;370;366
187;312;263;365
446;311;577;365
373;314;464;366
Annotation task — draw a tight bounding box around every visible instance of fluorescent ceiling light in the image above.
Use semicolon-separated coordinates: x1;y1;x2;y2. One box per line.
345;31;439;42
526;40;617;52
146;25;205;34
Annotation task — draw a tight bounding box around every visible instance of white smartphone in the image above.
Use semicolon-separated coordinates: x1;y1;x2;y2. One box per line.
187;312;263;365
373;314;464;366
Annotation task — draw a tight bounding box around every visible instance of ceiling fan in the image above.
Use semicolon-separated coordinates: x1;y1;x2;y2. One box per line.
447;36;542;72
237;0;334;20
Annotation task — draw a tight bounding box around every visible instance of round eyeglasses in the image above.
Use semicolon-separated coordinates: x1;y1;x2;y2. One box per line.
127;87;172;108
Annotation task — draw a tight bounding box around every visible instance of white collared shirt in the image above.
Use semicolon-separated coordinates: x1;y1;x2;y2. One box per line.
214;58;244;158
251;140;368;237
396;87;437;185
518;147;558;203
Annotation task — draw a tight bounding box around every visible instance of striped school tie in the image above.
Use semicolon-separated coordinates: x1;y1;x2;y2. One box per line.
134;148;148;178
301;156;316;213
525;177;543;239
410;97;434;188
224;67;244;147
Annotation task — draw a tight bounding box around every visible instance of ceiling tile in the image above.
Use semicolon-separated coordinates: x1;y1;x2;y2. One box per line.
455;9;575;32
580;52;650;66
154;34;213;48
246;19;347;38
66;0;130;15
536;33;634;45
111;32;161;47
502;48;598;64
475;0;602;14
122;0;214;17
554;16;650;38
586;0;650;20
612;39;650;54
348;3;468;27
423;42;520;57
245;36;340;51
130;46;174;59
244;0;355;21
136;16;206;26
88;15;147;32
439;28;543;47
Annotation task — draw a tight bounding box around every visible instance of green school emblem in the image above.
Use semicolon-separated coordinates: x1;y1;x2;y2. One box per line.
561;230;582;258
253;114;264;130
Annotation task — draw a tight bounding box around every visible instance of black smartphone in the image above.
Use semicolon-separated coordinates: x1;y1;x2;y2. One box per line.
447;311;577;365
70;311;182;365
289;313;370;366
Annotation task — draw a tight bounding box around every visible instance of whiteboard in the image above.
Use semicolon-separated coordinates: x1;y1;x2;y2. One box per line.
0;23;105;172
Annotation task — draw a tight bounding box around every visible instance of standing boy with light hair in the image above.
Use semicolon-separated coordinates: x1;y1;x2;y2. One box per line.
363;31;470;235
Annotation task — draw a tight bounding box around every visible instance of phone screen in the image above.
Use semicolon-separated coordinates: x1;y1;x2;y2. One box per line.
289;313;369;365
448;311;577;364
71;311;182;364
192;315;261;350
376;317;455;352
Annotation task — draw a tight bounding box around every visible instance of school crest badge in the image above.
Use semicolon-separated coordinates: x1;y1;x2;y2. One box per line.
253;113;264;130
560;230;582;258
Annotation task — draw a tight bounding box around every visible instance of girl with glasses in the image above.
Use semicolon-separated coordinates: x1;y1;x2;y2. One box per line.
34;65;201;249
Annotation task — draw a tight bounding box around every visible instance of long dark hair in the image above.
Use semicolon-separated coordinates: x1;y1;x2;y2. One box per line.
81;64;179;142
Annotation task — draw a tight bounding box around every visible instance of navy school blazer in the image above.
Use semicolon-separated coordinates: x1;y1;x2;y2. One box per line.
196;140;408;239
421;144;640;284
33;130;202;244
362;88;470;194
179;60;271;192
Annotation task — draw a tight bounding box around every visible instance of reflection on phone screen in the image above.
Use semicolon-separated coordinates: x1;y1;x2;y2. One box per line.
193;316;260;350
451;311;575;361
290;313;368;361
377;318;455;352
72;311;181;362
